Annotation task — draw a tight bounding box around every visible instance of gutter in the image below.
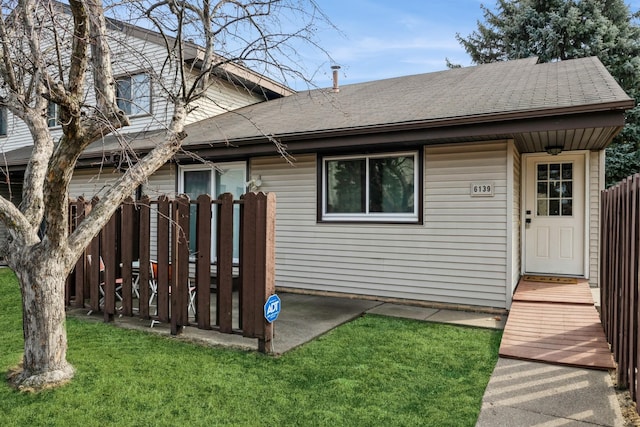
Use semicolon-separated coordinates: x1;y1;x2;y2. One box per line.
183;99;635;150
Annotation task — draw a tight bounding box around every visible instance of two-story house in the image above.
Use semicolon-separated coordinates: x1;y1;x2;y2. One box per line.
0;12;292;247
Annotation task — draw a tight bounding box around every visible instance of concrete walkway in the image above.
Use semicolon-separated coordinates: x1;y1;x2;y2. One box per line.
476;358;623;427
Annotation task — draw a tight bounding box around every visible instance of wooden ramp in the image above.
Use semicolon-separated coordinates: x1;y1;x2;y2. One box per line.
499;278;615;370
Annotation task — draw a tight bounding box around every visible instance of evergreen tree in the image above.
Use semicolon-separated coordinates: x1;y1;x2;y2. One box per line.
457;0;640;186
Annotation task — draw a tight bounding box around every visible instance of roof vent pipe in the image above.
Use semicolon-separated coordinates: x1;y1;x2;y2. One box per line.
331;65;341;93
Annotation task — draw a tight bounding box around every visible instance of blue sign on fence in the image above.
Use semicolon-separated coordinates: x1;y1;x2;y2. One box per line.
264;294;281;323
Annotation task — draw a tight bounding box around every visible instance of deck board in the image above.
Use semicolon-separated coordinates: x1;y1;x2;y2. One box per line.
512;279;594;304
500;279;615;370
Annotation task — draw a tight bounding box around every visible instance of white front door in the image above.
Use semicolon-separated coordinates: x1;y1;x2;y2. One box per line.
524;154;585;276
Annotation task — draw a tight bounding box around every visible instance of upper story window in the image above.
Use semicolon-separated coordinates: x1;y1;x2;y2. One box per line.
116;72;151;116
321;151;420;223
47;101;60;128
0;106;7;136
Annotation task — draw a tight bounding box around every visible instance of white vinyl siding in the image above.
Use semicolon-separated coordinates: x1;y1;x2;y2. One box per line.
143;164;177;198
142;164;177;261
252;141;510;309
0;24;268;154
68;168;123;199
68;164;176;262
0;110;60;153
589;150;603;288
507;140;520;307
186;79;265;125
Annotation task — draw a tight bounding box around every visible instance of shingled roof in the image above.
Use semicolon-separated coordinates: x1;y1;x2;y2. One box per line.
178;56;632;151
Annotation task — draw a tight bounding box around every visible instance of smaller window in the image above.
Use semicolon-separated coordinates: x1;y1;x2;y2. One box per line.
116;73;151;116
0;107;7;136
322;152;419;222
536;162;573;217
47;102;60;128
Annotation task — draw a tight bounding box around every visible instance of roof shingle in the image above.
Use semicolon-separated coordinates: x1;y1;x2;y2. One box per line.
182;56;633;147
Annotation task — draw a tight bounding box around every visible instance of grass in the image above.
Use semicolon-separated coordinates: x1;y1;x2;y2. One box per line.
0;268;501;426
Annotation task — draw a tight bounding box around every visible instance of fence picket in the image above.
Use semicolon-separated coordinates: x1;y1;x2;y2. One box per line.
138;197;151;318
217;193;234;333
601;175;640;415
121;198;135;316
196;194;212;329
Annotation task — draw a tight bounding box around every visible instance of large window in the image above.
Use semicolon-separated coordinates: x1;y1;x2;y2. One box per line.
321;152;419;222
179;162;247;261
116;73;151;116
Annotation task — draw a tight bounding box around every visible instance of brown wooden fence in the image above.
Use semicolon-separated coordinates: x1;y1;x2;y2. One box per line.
601;174;640;411
66;192;277;353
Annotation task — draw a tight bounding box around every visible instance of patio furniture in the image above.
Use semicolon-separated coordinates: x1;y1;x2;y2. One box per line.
148;261;196;317
86;255;123;312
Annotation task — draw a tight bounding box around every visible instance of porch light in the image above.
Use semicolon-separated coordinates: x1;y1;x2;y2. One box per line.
246;175;262;192
545;145;563;156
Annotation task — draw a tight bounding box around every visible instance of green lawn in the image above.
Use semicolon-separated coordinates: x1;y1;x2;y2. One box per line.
0;268;501;426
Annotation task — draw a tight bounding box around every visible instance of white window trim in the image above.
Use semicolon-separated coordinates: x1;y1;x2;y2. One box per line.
178;162;248;199
321;151;419;223
115;71;152;117
178;162;247;263
0;106;7;137
47;102;60;128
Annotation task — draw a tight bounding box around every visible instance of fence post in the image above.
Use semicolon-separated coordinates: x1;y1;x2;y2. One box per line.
171;194;190;335
157;196;170;323
240;192;276;353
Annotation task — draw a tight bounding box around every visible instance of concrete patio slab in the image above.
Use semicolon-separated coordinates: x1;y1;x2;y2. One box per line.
271;293;381;354
366;303;439;320
69;292;382;355
425;308;506;330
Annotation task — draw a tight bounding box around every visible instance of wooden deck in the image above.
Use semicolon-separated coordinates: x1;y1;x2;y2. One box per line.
499;278;615;370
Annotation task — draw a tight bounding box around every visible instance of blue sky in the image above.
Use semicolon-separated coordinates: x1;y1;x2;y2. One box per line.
307;0;640;88
311;0;484;86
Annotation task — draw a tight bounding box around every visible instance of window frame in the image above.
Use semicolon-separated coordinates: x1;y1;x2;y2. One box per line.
535;161;575;218
47;101;60;128
0;106;7;137
319;150;422;224
115;71;152;117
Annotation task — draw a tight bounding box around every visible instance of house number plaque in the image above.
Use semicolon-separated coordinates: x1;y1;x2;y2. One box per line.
470;182;494;197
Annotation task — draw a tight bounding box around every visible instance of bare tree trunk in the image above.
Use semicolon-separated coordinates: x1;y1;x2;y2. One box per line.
9;249;74;390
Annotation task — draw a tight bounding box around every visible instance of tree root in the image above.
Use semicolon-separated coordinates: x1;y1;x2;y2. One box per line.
7;361;75;392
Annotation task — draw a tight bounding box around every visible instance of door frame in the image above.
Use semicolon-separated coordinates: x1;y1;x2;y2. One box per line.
520;150;590;278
